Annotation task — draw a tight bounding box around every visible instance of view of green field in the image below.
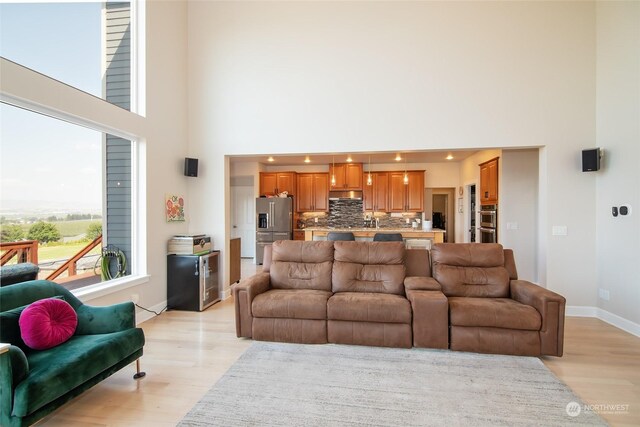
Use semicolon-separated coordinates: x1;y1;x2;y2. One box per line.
0;220;102;263
19;220;100;238
38;242;102;262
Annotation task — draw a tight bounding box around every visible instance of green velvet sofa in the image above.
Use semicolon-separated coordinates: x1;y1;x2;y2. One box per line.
0;280;145;426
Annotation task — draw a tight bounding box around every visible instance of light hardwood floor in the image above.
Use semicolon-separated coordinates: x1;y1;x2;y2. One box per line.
37;266;639;426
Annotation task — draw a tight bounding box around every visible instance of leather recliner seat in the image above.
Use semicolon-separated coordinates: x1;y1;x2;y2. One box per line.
247;240;334;343
431;243;565;356
328;241;412;348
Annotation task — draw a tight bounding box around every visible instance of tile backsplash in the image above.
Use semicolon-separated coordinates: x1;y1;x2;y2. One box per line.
328;199;364;228
299;201;422;229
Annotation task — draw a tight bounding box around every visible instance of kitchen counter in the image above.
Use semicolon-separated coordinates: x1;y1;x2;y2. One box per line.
302;227;445;243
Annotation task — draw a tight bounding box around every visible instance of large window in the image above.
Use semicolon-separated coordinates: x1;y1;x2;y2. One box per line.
0;104;133;290
0;1;134;111
0;0;142;293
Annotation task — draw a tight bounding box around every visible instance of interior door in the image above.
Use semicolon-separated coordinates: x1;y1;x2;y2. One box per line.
231;185;255;257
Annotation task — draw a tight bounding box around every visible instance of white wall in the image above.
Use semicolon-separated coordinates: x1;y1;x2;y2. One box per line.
0;0;189;317
595;2;640;324
423;163;461;189
500;149;538;281
188;1;598;308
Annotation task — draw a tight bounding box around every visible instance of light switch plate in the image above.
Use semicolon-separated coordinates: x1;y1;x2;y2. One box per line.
552;226;568;236
598;288;610;301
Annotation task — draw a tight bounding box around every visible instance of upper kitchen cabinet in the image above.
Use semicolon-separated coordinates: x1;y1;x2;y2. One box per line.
296;173;329;212
389;171;424;212
363;172;389;212
260;172;296;196
479;158;499;204
331;163;363;190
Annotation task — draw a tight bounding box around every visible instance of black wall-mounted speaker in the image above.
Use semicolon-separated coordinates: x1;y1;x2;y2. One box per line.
184;158;199;177
582;148;600;172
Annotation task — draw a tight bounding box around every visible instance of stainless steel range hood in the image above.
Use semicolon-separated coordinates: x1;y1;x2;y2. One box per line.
328;190;363;200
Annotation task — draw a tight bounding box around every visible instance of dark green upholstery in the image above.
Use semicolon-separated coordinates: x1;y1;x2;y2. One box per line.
0;263;39;287
0;280;145;427
7;346;29;388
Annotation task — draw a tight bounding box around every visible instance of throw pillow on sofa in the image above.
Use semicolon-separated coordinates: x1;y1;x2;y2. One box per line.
19;298;78;350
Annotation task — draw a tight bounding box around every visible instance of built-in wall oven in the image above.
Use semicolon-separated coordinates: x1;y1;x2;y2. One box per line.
479;204;498;243
480;205;498;228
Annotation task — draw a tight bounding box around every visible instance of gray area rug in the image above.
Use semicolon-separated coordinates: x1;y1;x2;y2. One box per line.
179;342;606;426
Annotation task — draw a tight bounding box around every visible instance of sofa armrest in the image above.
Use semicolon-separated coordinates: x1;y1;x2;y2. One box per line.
0;344;12;426
404;276;441;291
75;302;136;335
405;290;448;349
1;343;30;425
232;272;271;338
510;280;566;356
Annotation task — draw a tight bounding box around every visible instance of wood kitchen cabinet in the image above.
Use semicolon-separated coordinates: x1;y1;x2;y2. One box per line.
389;171;424;212
296;173;329;212
331;163;363;190
259;172;296;196
479;158;499;204
363;172;389;212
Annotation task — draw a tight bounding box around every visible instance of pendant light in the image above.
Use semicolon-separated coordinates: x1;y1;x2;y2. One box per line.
331;156;336;187
403;157;409;185
367;155;373;186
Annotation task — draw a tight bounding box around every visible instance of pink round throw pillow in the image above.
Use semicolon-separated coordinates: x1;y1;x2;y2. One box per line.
19;298;78;350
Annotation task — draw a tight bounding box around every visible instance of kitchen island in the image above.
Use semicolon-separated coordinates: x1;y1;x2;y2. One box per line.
302;227;445;243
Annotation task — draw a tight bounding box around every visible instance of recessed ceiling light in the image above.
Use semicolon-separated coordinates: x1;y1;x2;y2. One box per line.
446;154;454;160
346;155;353;163
304;156;311;163
395;154;402;161
267;156;274;162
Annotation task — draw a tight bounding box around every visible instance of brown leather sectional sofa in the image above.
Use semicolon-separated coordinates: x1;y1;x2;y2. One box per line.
233;240;566;357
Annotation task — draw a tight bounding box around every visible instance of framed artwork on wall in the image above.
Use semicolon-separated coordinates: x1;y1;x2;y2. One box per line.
166;194;185;222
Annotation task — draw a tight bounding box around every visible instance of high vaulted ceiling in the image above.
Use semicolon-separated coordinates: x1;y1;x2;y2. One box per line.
230;149;479;166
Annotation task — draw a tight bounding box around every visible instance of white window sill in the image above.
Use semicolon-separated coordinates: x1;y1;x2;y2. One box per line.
73;274;150;303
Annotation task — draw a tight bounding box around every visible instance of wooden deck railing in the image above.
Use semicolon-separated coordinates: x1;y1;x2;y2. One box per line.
47;235;103;282
0;240;39;266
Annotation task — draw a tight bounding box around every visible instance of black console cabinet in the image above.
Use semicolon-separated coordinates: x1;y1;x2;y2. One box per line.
167;251;220;311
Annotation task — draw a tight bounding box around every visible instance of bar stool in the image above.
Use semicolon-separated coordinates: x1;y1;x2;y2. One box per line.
327;232;355;241
373;233;403;242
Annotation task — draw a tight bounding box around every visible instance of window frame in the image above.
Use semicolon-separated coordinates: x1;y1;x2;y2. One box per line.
0;98;148;300
0;0;147;301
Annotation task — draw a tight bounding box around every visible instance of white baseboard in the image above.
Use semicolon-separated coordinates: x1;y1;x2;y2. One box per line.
565;306;599;317
135;300;167;325
222;287;232;300
567;305;640;338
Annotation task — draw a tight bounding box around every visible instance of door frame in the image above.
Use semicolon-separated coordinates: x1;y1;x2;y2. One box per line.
230;180;255;258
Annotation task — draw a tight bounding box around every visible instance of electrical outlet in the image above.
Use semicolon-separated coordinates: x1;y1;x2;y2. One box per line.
552;226;568;236
130;294;139;304
406;218;410;224
314;217;318;223
598;288;610;301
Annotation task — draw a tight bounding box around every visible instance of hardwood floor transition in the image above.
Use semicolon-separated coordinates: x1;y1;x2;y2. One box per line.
37;298;640;426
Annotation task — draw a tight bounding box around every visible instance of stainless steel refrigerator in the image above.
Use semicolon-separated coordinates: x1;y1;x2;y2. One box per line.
256;197;293;264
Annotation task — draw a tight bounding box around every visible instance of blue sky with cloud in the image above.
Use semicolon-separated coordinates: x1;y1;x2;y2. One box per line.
0;2;103;212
